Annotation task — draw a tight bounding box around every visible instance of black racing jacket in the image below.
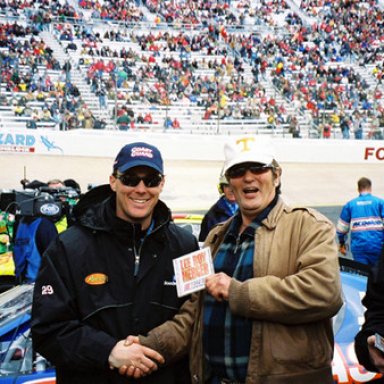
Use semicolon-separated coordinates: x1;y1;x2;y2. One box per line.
31;185;199;384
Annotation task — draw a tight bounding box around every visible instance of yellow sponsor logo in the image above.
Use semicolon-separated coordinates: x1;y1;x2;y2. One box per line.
85;273;108;285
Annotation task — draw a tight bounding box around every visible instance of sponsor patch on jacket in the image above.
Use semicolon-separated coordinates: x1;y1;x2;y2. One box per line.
85;273;108;285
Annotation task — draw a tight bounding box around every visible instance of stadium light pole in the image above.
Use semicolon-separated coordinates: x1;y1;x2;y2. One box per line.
216;74;221;134
163;68;170;131
165;80;169;130
112;71;117;130
63;69;68;131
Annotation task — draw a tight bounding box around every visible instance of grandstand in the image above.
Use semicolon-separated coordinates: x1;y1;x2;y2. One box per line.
0;0;383;140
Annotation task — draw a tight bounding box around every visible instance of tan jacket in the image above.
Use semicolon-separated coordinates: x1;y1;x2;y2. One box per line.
141;198;343;384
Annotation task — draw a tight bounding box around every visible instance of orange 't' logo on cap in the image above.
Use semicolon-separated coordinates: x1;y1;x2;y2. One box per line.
236;137;255;152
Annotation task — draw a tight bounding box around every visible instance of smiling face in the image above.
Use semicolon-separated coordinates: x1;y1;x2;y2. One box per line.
227;162;281;226
110;166;165;229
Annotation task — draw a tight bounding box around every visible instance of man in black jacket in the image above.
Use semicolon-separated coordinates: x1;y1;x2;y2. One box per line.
198;174;238;242
355;249;384;381
31;142;199;384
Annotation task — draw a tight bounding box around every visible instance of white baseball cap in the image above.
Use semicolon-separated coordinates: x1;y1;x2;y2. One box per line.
223;136;278;174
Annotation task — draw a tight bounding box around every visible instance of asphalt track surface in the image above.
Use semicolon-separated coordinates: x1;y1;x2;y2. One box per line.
2;153;384;229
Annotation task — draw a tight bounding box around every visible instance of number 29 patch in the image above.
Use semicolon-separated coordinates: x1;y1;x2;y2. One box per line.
42;285;54;295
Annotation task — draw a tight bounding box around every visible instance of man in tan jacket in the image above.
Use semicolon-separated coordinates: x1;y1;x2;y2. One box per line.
120;136;343;384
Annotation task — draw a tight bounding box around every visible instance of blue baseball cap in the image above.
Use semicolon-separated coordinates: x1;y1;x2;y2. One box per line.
113;142;164;174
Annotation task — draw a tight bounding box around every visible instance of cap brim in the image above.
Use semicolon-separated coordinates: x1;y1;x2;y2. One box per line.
118;160;163;174
223;152;273;173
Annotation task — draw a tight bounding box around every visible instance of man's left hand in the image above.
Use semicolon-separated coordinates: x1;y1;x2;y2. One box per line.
205;272;231;301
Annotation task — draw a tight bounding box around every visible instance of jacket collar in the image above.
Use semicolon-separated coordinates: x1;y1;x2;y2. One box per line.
261;197;289;230
205;197;288;250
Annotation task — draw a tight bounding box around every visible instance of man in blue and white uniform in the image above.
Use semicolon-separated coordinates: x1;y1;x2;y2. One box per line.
337;177;384;266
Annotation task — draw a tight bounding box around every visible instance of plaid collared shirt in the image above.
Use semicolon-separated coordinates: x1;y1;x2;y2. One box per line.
202;198;276;382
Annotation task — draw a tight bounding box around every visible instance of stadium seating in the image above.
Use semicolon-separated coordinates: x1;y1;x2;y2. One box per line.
0;0;383;139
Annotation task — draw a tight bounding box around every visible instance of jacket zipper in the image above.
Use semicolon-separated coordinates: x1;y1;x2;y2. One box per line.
134;242;142;277
132;219;159;277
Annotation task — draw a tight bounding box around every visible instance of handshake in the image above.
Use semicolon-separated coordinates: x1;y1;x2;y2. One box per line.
108;336;164;379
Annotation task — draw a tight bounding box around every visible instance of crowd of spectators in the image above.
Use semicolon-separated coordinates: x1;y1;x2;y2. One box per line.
79;0;143;22
0;0;383;138
0;20;98;129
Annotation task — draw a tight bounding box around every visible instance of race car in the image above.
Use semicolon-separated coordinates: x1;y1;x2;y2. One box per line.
0;284;55;383
172;213;204;241
333;259;382;383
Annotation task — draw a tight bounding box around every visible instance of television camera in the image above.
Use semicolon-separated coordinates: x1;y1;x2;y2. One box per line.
0;186;80;220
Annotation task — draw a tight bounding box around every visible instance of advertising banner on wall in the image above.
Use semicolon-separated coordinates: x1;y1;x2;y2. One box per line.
0;129;383;163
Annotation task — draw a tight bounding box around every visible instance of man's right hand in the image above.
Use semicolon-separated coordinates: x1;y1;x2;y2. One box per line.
367;335;384;373
108;339;164;379
117;335;145;377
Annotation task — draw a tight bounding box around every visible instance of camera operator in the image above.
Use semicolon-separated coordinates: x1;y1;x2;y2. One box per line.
47;179;69;233
12;178;80;284
13;210;58;284
48;179;81;231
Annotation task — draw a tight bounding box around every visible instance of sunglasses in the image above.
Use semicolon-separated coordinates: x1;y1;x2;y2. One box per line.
116;173;163;188
225;163;273;179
